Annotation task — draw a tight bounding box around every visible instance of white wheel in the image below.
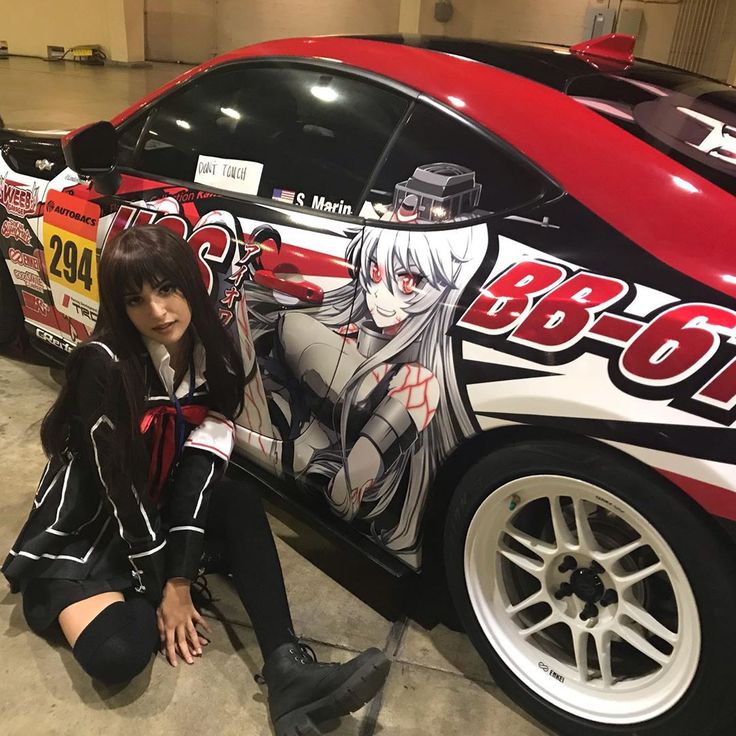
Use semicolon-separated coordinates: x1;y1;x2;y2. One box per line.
444;439;736;736
465;475;700;724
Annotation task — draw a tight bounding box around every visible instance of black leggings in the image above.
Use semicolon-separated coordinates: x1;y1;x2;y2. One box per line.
73;478;294;685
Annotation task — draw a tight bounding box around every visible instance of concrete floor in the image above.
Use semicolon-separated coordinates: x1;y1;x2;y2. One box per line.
0;57;551;736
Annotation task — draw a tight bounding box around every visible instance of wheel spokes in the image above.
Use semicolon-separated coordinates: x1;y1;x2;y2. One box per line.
498;542;545;577
612;561;664;589
593;629;614;688
613;621;671;666
550;495;574;549
621;602;678;645
504;522;556;559
572;498;599;554
506;588;546;616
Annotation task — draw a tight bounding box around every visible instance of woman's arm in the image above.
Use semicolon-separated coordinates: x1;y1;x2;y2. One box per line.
163;411;235;581
157;411;234;666
75;345;166;604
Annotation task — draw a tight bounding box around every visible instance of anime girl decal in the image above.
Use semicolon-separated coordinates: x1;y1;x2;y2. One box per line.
243;164;489;556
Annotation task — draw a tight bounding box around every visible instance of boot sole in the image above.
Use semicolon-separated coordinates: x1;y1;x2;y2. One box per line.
273;651;390;736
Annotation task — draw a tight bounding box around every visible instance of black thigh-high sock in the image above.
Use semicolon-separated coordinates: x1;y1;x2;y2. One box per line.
206;479;295;661
72;598;158;685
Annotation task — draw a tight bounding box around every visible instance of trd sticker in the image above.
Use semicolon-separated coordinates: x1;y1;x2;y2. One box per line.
1;218;32;245
0;176;41;218
61;292;98;323
457;259;736;424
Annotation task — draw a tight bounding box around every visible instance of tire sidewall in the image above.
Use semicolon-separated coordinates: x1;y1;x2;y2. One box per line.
444;438;736;736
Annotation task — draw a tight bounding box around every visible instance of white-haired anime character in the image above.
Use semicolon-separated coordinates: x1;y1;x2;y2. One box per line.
245;218;489;556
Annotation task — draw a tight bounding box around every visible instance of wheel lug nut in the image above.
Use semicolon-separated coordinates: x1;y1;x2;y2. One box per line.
600;589;618;607
554;583;573;600
589;561;604;575
580;603;599;621
558;555;578;573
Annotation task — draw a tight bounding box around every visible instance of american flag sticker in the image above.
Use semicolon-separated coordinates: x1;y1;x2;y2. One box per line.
272;188;296;204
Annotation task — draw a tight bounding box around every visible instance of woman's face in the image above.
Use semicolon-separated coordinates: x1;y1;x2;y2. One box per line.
366;260;425;331
124;280;192;349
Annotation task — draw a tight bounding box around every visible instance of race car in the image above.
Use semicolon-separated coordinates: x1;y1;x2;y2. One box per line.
1;32;736;736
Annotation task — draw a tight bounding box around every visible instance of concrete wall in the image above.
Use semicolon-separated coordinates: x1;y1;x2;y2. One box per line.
0;0;733;80
0;0;144;62
214;0;401;55
145;0;215;62
701;0;736;81
416;0;683;64
620;0;682;63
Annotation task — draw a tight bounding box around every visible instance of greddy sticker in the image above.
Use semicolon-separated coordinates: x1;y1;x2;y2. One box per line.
194;155;263;196
42;191;101;332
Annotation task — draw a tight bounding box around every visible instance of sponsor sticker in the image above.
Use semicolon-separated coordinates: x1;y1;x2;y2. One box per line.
0;175;41;217
1;218;33;245
43;190;101;331
11;264;45;293
194;155;263;196
22;290;50;319
35;327;74;353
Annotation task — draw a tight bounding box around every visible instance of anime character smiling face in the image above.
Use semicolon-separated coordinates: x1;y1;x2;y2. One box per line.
366;258;427;333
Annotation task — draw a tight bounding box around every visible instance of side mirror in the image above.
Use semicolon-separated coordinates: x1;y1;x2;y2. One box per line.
62;121;120;194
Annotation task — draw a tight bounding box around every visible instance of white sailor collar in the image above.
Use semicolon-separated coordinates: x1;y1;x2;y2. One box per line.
143;334;207;399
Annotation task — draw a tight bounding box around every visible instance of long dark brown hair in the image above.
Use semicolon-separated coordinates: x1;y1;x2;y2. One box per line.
41;225;246;473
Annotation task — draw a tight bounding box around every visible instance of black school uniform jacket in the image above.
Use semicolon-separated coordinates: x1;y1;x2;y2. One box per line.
1;338;235;606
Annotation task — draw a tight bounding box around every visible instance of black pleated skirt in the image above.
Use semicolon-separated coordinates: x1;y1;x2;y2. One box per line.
21;575;135;635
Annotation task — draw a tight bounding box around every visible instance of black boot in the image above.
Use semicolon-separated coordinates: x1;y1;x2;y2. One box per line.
261;641;390;736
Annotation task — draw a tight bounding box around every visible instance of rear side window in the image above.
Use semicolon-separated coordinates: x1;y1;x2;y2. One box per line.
126;65;409;215
364;101;548;224
568;72;736;196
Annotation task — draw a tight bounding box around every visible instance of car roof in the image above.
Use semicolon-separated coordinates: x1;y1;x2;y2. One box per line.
347;34;736;91
107;36;735;301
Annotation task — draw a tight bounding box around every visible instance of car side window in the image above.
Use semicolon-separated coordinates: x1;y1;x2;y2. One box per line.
127;65;410;215
364;101;547;223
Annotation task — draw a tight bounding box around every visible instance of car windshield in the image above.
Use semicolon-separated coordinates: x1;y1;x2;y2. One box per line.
567;66;736;196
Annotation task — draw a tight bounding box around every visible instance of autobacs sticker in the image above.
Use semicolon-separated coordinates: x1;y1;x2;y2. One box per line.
43;190;101;332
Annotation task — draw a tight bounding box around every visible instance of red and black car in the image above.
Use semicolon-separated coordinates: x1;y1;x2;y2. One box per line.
1;33;736;736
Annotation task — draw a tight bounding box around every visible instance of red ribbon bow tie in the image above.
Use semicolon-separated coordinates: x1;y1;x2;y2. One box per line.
140;404;209;506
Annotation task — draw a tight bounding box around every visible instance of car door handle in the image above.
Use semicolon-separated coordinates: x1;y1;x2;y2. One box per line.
253;270;324;304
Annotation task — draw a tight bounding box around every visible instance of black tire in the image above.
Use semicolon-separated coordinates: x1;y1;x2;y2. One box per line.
0;256;28;351
444;438;736;736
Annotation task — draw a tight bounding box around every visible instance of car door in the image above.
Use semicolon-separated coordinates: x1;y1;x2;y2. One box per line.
329;98;559;563
97;62;411;479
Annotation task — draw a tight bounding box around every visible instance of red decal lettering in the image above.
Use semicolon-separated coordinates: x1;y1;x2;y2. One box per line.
458;261;566;334
155;214;189;240
512;272;628;350
589;313;643;345
695;357;736;410
102;205;138;249
190;225;232;294
620;303;736;386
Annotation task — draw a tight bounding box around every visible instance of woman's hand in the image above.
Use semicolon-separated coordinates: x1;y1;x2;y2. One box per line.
157;577;211;667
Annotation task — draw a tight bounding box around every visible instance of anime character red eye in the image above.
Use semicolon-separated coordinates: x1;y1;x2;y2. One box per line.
370;261;382;283
398;272;419;295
